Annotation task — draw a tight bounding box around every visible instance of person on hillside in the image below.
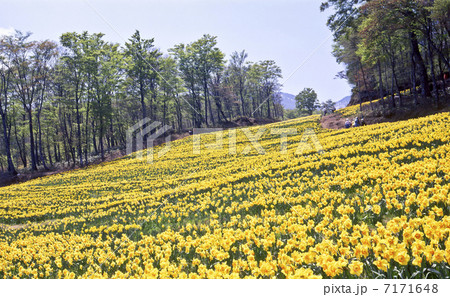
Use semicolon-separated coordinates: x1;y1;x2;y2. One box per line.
353;117;360;127
360;117;366;126
345;118;351;129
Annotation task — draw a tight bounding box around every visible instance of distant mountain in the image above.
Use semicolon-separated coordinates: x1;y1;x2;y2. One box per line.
335;96;351;110
280;93;350;110
280;92;296;110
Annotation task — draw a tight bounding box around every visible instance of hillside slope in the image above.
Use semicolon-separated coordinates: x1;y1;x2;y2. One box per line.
0;113;449;279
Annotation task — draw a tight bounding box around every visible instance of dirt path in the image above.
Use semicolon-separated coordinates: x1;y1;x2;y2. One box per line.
0;219;58;231
321;95;450;130
321;113;346;130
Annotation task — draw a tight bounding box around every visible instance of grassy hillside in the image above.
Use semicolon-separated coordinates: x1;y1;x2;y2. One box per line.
0;113;449;278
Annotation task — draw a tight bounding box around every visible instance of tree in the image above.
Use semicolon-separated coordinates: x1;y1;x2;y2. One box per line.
323;0;448;109
158;55;183;127
246;60;282;118
358;0;431;103
321;99;336;114
34;40;58;170
170;42;203;128
295;88;319;115
1;30;285;173
0;34;17;175
5;31;40;170
124;30;161;122
228;50;249;116
190;34;225;126
92;40;123;160
259;60;282;118
320;0;365;39
60;32;88;167
170;35;225;128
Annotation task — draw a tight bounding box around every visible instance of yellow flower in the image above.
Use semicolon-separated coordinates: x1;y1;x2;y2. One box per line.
374;258;389;272
395;251;410;266
372;205;381;215
259;261;275;277
348;261;364;276
412;257;422;267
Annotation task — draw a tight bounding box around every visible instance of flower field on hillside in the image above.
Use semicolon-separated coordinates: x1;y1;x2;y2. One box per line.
0;113;449;279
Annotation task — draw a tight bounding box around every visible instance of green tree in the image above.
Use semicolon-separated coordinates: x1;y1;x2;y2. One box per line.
321;99;336;114
158;56;184;128
124;30;161;122
34;40;59;170
259;60;282;118
246;60;282;118
171;35;225;127
4;31;40;170
60;32;88;167
0;34;17;175
170;42;203;128
191;34;225;126
228;50;249;116
295;88;319;115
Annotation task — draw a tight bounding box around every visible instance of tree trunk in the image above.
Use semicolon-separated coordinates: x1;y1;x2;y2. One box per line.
410;32;430;98
140;80;147;121
57;143;61;163
390;62;396;109
15;128;27;168
46;131;53;166
0;70;17;175
37;113;49;170
27;108;38;171
359;59;369;97
208;93;215;125
427;28;450;75
163;92;167;126
175;94;183;132
109;116;115;148
239;84;245;116
84;98;90;165
377;60;384;107
438;57;448;96
92;121;98;155
203;81;209;126
99;116;105;161
54;142;59;163
149;80;156;120
75;87;84;167
410;49;419;106
426;24;439;105
392;59;402;107
1;112;17;175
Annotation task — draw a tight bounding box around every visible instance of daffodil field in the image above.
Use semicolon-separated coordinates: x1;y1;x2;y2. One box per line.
1;113;450;279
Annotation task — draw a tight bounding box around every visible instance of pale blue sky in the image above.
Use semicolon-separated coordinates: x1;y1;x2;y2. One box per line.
0;0;352;102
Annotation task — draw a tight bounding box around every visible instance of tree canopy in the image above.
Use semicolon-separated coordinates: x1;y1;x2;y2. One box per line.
0;30;284;174
295;88;320;115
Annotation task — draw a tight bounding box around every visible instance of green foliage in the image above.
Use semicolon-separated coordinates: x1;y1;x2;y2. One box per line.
321;99;336;114
284;108;300;119
295;88;320;115
324;0;447;104
0;30;285;171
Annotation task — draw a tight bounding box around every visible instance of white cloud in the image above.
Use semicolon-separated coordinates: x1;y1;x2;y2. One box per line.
0;27;15;37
